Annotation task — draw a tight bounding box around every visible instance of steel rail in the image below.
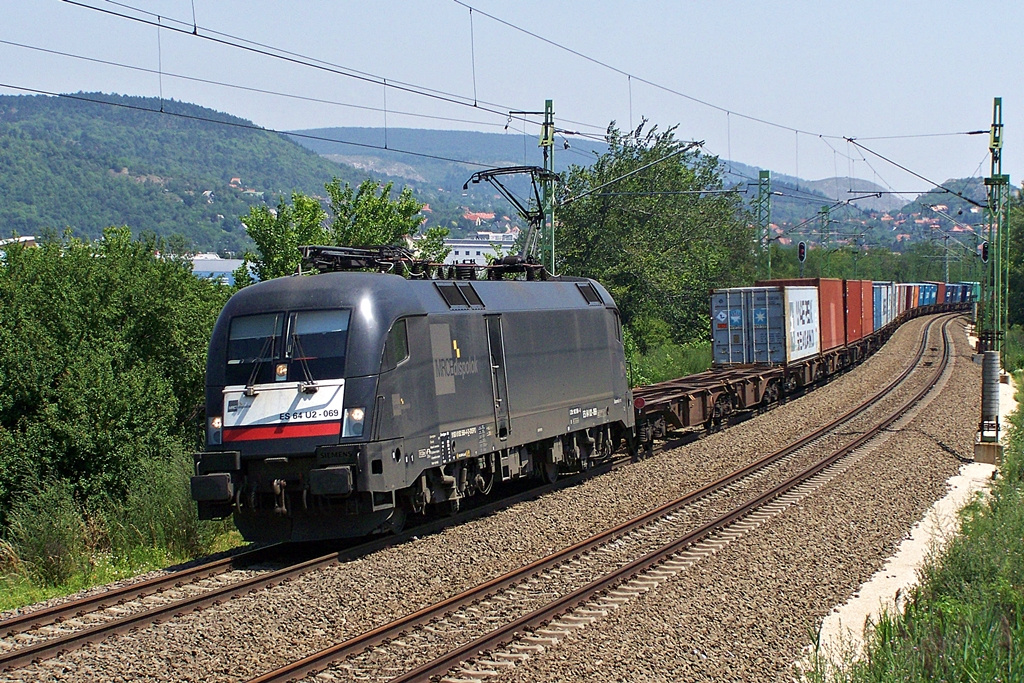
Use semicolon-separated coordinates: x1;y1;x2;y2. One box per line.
0;545;284;638
245;314;956;683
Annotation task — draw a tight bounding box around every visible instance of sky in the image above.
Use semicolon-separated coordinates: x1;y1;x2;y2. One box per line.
2;1;1021;200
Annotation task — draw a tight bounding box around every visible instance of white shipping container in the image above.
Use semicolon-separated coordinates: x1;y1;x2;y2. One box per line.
873;281;895;329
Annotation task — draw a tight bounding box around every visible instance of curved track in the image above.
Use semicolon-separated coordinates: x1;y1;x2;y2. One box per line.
244;314;956;683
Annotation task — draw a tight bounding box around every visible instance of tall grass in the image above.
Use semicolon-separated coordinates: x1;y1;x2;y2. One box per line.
6;480;90;587
808;373;1024;682
629;340;712;387
103;453;223;560
0;453;238;610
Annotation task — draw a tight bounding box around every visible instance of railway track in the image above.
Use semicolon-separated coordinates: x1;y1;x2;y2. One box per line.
0;455;620;673
243;314;956;683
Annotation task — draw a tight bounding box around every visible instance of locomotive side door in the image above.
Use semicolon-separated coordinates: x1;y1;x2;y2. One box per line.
485;315;510;440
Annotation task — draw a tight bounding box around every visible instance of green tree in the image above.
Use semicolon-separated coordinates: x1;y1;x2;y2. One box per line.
0;229;228;519
238;192;328;281
325;177;425;247
237;177;426;284
556;122;754;348
416;225;452;263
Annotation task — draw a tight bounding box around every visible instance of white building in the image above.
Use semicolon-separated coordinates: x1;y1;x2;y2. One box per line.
443;230;519;266
191;253;244;285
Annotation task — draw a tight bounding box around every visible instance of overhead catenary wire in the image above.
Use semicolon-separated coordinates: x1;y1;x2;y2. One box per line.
452;0;993;194
61;0;549;132
846;138;987;208
24;1;998;203
559;141;703;207
453;0;839;140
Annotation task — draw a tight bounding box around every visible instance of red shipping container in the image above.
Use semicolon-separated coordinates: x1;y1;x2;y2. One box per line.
844;279;863;343
755;278;846;351
927;281;947;304
906;285;918;310
861;280;874;335
843;279;874;342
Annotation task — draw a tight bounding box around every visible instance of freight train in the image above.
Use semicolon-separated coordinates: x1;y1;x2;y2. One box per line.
631;277;973;450
190;246;973;542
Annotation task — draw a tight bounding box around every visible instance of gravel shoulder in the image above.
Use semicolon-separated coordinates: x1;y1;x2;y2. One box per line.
9;315;967;683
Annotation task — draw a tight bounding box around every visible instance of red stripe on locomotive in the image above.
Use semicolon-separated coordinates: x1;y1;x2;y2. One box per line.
223;422;341;442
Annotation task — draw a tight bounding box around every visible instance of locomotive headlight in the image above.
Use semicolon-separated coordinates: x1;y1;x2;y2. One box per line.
342;407;366;437
208;416;223;445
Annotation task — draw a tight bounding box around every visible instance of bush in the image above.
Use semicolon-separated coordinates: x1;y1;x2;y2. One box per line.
1004;325;1024;373
6;480;89;586
632;341;712;386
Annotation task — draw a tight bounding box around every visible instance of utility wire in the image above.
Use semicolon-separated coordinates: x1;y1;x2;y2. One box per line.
0;38;507;130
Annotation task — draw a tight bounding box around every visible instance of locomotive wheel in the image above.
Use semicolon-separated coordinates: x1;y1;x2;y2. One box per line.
383;508;406;534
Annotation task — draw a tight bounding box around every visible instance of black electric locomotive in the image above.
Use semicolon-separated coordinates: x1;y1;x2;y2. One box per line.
191;248;635;542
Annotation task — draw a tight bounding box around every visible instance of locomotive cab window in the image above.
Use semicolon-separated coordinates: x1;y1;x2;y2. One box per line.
226;312;284;385
285;309;351;380
381;318;409;372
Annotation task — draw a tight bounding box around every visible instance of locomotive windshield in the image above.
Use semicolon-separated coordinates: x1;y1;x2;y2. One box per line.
225;309;350;385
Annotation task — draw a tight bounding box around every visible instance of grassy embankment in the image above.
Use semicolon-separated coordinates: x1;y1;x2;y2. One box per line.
808;365;1024;681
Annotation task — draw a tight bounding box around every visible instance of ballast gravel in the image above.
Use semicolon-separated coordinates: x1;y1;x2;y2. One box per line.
498;317;978;682
6;315;979;683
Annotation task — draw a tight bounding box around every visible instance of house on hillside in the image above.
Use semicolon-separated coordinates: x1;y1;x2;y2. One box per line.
462;210;496;226
0;235;38;249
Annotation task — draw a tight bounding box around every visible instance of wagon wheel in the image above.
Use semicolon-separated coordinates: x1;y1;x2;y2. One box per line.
761;380;781;412
704;395;730;434
542;458;559;484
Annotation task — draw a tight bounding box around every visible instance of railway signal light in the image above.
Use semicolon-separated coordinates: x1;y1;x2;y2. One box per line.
981;241;989;262
798;241;807;262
